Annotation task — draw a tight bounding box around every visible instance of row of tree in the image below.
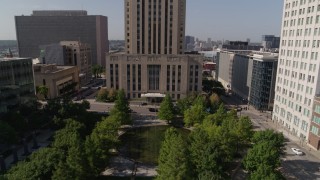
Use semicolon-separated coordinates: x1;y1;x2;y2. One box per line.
157;104;254;179
96;88;118;102
158;93;221;125
91;65;104;79
2;90;131;179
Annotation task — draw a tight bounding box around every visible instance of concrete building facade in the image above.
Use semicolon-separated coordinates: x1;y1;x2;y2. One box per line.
106;0;202;99
217;50;278;110
124;0;185;54
272;0;320;145
15;10;108;66
106;54;202;100
33;64;79;99
0;58;34;113
40;41;92;86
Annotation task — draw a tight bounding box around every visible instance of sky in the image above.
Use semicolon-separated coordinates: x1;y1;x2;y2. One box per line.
0;0;283;42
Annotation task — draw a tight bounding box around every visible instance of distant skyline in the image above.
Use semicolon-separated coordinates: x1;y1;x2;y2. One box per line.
0;0;283;42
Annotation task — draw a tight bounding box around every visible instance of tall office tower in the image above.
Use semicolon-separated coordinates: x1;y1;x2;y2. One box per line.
272;0;320;147
15;10;108;66
262;35;281;49
124;0;186;54
106;0;202;100
0;58;34;113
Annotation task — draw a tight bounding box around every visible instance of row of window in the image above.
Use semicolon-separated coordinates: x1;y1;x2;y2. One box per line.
273;112;309;133
313;115;320;125
285;0;318;10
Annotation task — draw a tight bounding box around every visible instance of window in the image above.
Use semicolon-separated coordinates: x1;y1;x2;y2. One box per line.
311;125;319;135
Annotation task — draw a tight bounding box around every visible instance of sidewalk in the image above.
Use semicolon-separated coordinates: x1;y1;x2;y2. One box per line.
221;95;320;161
248;108;320;161
1;129;54;171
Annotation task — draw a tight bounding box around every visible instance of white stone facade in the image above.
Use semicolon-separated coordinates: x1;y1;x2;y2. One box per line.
273;0;320;141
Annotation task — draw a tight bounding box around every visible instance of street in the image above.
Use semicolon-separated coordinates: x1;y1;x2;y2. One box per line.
222;95;320;180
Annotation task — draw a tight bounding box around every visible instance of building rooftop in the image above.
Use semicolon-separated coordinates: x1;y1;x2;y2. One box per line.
251;51;279;60
33;64;76;74
32;10;87;16
0;57;31;62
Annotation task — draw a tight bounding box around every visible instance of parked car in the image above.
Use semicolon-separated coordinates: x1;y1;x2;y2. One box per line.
291;148;303;155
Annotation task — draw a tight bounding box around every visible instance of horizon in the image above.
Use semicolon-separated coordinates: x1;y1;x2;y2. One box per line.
0;0;283;42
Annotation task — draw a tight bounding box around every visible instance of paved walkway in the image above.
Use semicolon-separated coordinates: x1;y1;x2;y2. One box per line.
1;129;54;171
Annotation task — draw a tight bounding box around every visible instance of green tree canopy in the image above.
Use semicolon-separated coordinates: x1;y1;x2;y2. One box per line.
252;129;285;151
85;115;121;175
96;88;109;102
158;94;175;123
243;141;282;172
249;164;284;180
5;148;64;179
36;85;49;99
157;128;190;180
184;100;208;127
188;128;225;178
110;89;131;124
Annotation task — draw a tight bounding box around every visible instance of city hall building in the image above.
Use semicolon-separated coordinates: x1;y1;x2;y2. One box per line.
105;0;203;100
106;53;202;101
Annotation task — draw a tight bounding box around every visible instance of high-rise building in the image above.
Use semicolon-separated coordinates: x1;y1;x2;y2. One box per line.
40;41;92;86
262;35;280;49
216;50;278;110
106;0;202;100
15;10;108;66
272;0;320;147
185;35;195;51
0;58;35;113
124;0;186;54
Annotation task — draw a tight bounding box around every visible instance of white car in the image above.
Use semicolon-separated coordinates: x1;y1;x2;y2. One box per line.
291;148;303;155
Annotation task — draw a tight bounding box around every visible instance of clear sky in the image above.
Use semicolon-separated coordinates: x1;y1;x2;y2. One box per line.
0;0;283;42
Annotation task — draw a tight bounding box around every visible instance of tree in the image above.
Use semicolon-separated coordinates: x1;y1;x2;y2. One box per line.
252;130;285;152
157;128;190;180
52;119;85;151
96;88;108;102
235;116;253;147
91;65;103;78
36;85;49;99
202;79;225;96
184;102;207;127
85;116;121;176
249;164;284;180
188;128;225;178
176;95;197;116
108;88;118;102
209;93;221;113
243;141;282;172
110;89;131;125
158;94;175;123
5;148;64;179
